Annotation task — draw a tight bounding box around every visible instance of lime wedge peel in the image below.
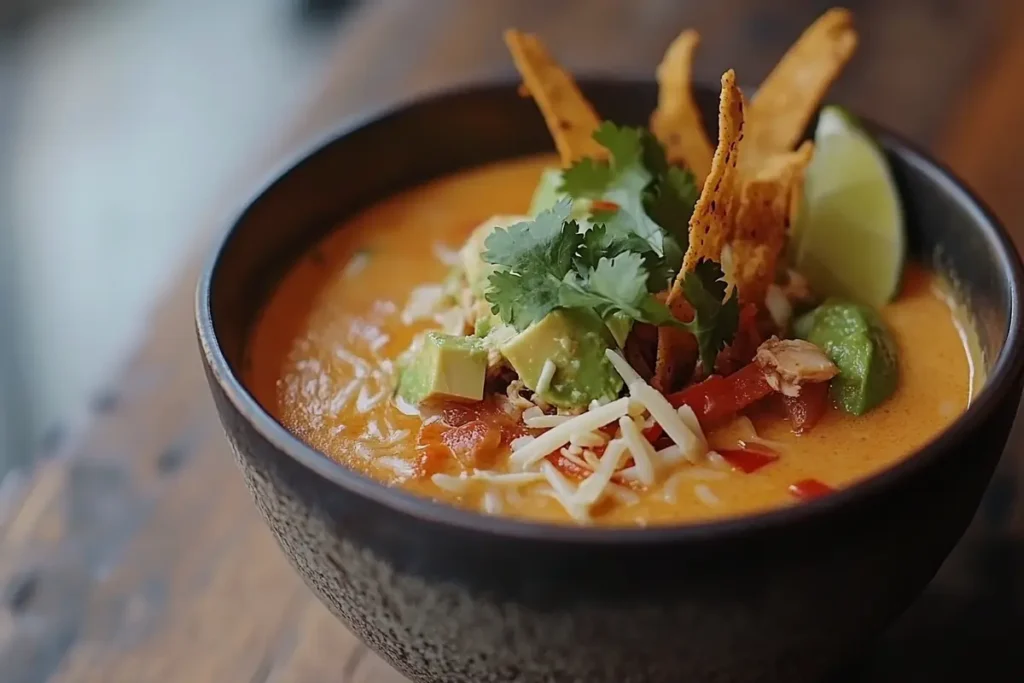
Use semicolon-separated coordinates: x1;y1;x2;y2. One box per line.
792;105;906;309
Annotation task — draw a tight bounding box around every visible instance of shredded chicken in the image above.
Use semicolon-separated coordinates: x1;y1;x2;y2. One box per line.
755;337;838;397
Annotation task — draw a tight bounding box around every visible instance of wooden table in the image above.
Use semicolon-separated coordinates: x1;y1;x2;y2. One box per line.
3;1;1023;681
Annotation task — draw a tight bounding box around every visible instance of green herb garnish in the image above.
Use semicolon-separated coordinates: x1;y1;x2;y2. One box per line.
557;121;698;278
482;199;738;370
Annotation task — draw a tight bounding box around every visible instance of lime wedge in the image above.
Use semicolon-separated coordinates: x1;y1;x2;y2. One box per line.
791;106;905;308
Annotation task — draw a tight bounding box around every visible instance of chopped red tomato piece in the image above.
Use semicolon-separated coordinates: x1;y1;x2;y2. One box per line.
718;444;780;473
788;478;835;500
666;361;774;428
441;420;502;467
783;381;830;434
415;421;452;476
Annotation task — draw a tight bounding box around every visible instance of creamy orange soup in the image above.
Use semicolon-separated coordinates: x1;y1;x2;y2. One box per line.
246;154;975;526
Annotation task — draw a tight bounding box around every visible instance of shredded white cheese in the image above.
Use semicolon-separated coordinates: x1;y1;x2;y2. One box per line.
481;490;503;515
605;350;704;463
431;473;469;493
535;359;557;396
618;416;657;486
765;283;792;330
540;461;589;522
605;350;644;386
509;435;535;451
524;413;573;429
509;397;631;470
582;449;601;469
676;405;706;446
432;470;544;492
343;251;371;279
433;242;463;266
559;448;592;471
572;440;627;505
471;470;546;486
694;484;720;506
401;285;445;325
707;451;729;469
569;431;607;448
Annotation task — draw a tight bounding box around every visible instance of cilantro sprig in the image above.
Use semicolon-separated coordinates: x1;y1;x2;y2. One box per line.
557;121;698;276
482;199;738;370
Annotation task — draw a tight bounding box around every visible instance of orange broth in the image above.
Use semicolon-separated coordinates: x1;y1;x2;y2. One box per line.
245;154;975;526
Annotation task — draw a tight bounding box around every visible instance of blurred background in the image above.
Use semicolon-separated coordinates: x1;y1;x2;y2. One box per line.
0;0;354;477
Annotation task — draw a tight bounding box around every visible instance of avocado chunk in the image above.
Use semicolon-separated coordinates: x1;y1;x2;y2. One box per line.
794;299;899;415
396;332;487;405
499;309;623;409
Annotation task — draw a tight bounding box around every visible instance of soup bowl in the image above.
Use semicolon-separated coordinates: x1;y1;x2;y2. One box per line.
196;79;1024;683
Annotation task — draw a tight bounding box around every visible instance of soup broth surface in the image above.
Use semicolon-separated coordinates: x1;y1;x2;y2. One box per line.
246;154;974;526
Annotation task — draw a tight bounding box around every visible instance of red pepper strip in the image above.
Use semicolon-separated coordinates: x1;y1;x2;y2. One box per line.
666;361;774;428
788;478;836;500
717;444;780;474
783;381;830;434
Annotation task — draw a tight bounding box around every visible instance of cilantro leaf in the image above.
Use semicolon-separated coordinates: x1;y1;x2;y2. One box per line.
678;260;740;371
577;218;671;290
482;199;582;329
643;166;699;244
558;158;614;199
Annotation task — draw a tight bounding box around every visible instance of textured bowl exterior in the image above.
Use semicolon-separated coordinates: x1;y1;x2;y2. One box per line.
197;80;1024;683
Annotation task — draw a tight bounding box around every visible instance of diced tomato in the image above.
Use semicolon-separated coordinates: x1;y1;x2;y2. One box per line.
718;443;780;473
666;361;774;428
591;199;620;213
783;381;830;434
441;420;502;467
788;478;836;500
415;421;453;477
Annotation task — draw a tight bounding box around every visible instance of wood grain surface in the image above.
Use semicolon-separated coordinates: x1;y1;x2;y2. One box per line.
2;1;1023;681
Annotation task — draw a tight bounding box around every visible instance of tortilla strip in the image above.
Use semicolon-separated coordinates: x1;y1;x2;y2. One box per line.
672;69;745;291
655;70;745;391
745;8;857;164
504;29;607;166
650;30;715;185
730;141;814;304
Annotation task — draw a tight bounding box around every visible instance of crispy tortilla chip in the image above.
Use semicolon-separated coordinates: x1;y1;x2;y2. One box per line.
504;29;607;166
650;30;715;185
745;8;857;164
655;70;745;391
730;141;814;303
672;69;745;291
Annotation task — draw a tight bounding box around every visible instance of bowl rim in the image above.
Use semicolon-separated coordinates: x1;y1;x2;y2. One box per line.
196;76;1024;546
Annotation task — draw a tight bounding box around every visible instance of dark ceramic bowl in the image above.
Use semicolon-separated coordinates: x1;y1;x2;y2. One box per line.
196;79;1024;683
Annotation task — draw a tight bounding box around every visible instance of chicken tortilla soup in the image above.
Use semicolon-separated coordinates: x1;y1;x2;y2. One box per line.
245;9;979;526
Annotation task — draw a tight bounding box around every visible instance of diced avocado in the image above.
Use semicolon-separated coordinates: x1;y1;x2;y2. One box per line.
499;309;623;409
459;215;530;298
396;332;487;405
794;299;899;415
